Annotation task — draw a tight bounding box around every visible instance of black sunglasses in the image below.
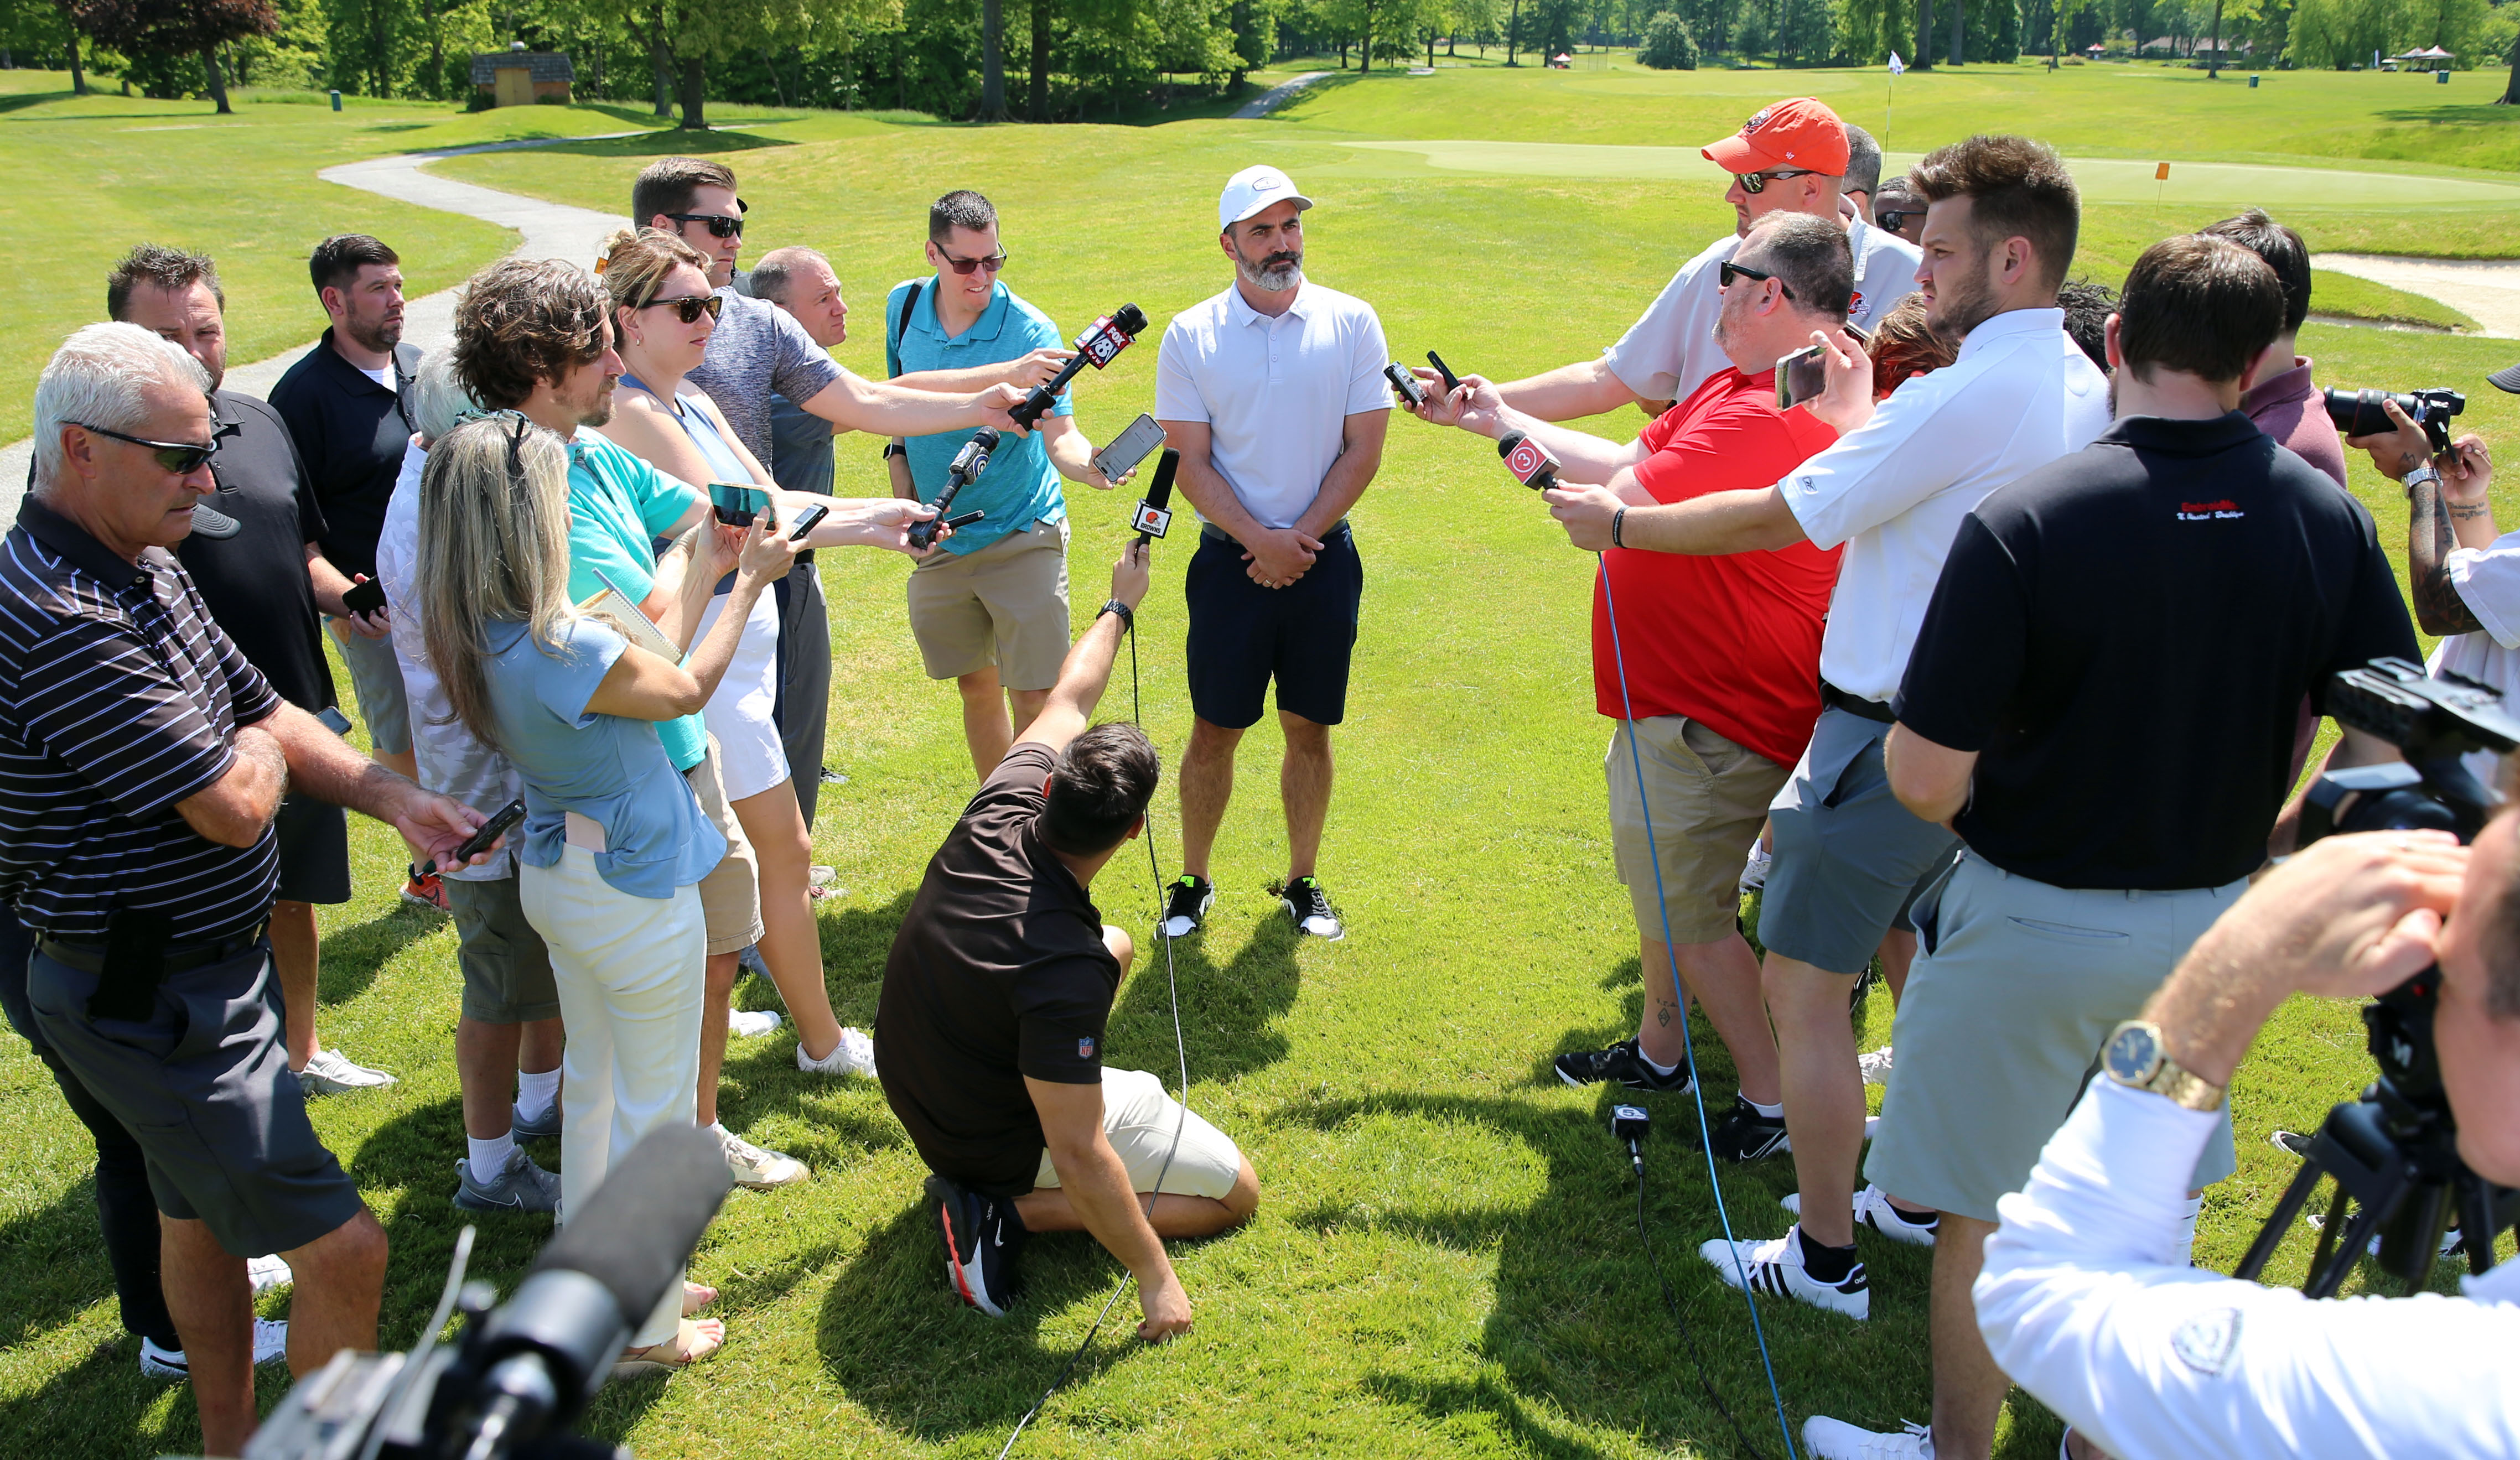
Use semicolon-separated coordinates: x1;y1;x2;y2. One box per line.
1734;167;1818;195
666;208;745;239
75;421;223;474
1719;261;1795;302
1876;209;1917;232
936;247;1009;276
641;292;725;325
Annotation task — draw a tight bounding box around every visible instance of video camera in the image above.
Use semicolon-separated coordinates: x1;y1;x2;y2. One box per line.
2323;387;2466;455
2238;658;2520;1294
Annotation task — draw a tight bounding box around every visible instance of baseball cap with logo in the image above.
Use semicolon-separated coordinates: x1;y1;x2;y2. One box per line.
1700;97;1851;178
1218;165;1315;231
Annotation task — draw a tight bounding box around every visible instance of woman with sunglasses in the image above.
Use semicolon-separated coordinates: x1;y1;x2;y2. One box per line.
417;414;798;1372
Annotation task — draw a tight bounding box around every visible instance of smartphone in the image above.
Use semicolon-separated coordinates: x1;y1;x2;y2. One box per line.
315;705;355;736
787;504;829;541
1427;350;1461;393
709;481;771;527
421;797;527;878
1776;323;1871;411
1384;362;1427;409
342;577;387;617
1092;413;1167;484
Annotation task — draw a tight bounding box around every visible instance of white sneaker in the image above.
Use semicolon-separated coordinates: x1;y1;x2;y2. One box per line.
1740;842;1774;893
1700;1224;1868;1319
246;1253;293;1293
1858;1045;1895;1086
138;1317;289;1379
719;1127;808;1189
810;865;840;888
1803;1416;1933;1459
729;1009;783;1038
298;1047;396;1094
797;1026;877;1078
1864;1113;1880;1142
1782;1185;1937;1247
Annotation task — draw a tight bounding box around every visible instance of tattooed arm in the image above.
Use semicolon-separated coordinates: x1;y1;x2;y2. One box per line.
2346;398;2497;638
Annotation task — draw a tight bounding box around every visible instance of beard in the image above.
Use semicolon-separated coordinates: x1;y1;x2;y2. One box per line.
569;373;618;429
1233;244;1303;293
344;306;403;356
1926;254;2002;343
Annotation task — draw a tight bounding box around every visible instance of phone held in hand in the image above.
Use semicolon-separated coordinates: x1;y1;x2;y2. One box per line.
1092;414;1167;484
787;504;829;541
1776;323;1871;411
315;705;355;736
341;577;387;617
422;797;527;878
1383;362;1427;409
709;482;771;528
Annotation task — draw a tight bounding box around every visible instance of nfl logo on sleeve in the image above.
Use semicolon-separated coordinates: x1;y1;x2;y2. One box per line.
1078;1036;1097;1058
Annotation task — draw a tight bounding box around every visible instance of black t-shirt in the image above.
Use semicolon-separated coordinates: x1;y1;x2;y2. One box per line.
1894;412;2419;890
266;330;416;580
875;744;1121;1195
174;392;336;712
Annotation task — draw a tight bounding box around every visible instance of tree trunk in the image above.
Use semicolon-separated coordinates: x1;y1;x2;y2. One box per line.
678;54;705;128
1230;0;1249;86
199;44;230;111
1915;0;1936;66
62;9;84;93
1506;0;1520;63
1948;0;1964;63
2206;0;2222;74
980;0;1007;118
1362;0;1374;71
2502;31;2520;101
651;30;672;116
421;0;444;97
1030;0;1050;119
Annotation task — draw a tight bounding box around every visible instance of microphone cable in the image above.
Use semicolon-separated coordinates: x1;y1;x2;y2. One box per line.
1596;550;1800;1460
998;569;1194;1459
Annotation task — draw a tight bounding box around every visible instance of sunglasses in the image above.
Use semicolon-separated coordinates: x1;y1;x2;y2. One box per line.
1876;209;1917;232
1718;261;1796;302
936;248;1009;276
641;292;725;325
666;208;745;240
76;421;224;475
1734;167;1818;195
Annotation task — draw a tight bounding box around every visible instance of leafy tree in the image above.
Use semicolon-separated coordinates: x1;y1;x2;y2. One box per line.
1637;5;1692;60
81;0;277;108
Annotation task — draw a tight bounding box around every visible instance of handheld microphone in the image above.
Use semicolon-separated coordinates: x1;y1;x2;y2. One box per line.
1009;303;1150;429
1497;430;1560;492
1133;447;1181;545
908;428;999;550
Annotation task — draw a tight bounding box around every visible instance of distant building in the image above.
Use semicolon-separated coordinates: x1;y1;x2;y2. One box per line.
472;47;574;106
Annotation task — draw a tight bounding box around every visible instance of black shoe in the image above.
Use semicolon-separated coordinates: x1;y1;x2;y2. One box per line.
925;1173;1027;1316
1707;1094;1793;1161
1553;1037;1695;1094
1283;875;1345;940
1161;874;1214;938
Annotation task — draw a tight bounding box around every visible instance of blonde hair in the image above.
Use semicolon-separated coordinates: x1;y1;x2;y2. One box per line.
417;415;577;752
599;226;710;318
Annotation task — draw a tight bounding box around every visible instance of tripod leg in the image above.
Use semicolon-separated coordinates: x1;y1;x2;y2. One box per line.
2235;1158;2330;1284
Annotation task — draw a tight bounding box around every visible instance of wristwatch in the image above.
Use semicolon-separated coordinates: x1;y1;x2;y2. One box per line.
2101;1020;2226;1111
2403;464;2443;497
1099;598;1134;629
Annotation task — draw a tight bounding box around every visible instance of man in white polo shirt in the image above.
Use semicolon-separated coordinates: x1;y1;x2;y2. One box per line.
1154;165;1391;944
1495;96;1921;421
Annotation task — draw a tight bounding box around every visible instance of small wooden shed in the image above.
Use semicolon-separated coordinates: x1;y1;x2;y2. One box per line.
472;47;574;106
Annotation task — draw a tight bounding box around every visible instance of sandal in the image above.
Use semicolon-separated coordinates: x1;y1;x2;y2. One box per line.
682;1280;718;1316
612;1317;725;1378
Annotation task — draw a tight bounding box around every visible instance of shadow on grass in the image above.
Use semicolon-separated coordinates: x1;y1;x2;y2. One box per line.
1358;1372;1621;1460
314;905;445;1008
1107;917;1300;1083
514;128;797;162
0;1167;123;1354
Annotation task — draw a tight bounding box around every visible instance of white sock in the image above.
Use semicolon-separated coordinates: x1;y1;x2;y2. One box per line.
707;1121;729;1140
467;1133;516;1184
1641;1051;1679;1078
1747;1097;1785;1119
516;1068;559;1121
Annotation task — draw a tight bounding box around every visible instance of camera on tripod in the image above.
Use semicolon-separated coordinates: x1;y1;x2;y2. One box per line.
2238;658;2520;1295
2322;386;2465;455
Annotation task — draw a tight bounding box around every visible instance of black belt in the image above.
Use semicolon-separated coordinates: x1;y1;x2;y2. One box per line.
1199;519;1351;547
1820;680;1896;724
38;922;267;978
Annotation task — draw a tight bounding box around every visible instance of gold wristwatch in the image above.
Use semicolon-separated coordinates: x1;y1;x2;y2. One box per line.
2102;1020;2225;1111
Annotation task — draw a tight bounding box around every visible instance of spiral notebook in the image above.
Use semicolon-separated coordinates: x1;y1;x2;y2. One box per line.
578;569;684;665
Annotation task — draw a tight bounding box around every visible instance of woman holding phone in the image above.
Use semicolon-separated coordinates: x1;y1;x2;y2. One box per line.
418;414;798;1370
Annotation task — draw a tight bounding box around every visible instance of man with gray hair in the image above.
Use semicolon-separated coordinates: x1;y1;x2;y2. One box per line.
1842;123;1884;224
1;324;492;1454
751;243;851;825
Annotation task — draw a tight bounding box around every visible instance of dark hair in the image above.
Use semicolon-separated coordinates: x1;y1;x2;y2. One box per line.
749;246;828;306
1867;295;1954;396
2117;236;2284;386
452;258;610;411
1842;124;1883;198
310;234;399;299
1909;135;2080;290
2055;278;2119;372
2200;207;2311;335
107;243;222;319
930;189;998;245
631;157;738;228
1739;212;1853;321
1040;723;1160;856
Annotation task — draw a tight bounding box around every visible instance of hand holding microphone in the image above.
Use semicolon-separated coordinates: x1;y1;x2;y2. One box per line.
1008;303;1149;430
908;428;998;551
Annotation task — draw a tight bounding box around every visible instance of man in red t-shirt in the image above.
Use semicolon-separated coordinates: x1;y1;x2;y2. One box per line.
1413;212;1850;1158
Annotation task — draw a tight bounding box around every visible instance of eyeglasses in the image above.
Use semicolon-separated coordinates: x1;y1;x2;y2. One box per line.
74;421;222;475
641;292;725;325
1876;209;1916;232
936;248;1009;276
1718;261;1796;301
666;210;745;240
1733;167;1819;195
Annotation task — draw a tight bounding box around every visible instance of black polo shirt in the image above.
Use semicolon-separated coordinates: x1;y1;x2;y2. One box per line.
1894;412;2419;890
875;744;1121;1196
174;391;336;712
0;497;282;942
266;329;416;581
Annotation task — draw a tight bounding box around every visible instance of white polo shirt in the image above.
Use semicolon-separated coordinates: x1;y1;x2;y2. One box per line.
1779;306;2111;703
2431;531;2520;788
1154;279;1391;530
1601;217;1924;406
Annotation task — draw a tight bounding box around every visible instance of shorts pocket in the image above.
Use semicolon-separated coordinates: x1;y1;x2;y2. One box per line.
2005;917;2130;947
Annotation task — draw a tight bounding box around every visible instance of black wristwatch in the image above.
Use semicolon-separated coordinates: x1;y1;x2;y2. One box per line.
1100;599;1134;628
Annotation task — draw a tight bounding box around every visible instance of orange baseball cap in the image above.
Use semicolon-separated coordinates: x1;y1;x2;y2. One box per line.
1700;97;1850;176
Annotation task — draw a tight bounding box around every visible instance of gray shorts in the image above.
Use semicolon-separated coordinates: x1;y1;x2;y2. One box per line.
446;874;560;1025
1758;708;1963;975
1864;853;2242;1222
25;941;365;1256
332;622;412;756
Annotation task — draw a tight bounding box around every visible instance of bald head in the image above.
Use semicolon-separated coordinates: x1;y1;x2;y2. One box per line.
753;246;847;348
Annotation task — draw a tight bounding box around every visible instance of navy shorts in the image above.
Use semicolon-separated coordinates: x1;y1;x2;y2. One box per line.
272;792;350;906
1184;526;1362;730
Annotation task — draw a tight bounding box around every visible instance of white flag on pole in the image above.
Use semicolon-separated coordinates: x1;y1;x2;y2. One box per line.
1888;51;1906;75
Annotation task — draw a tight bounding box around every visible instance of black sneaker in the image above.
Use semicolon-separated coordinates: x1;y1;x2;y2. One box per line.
1553;1037;1695;1094
1161;874;1215;938
1707;1094;1793;1161
1283;875;1344;940
925;1173;1026;1316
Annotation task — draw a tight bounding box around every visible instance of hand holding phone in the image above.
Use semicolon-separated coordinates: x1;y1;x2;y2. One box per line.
420;797;526;877
342;577;387;618
709;482;771;528
787;504;830;541
1427;351;1461;393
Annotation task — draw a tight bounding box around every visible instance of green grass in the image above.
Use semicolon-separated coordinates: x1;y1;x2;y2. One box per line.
6;61;2520;1460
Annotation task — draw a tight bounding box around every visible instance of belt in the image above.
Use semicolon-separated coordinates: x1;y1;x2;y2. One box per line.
1199;519;1351;547
1820;680;1896;725
563;811;609;853
37;920;268;977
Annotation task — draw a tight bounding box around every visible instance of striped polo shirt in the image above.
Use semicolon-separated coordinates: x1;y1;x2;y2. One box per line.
0;497;282;942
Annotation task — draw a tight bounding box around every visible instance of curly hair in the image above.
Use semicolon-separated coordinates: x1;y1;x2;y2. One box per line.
451;258;609;411
598;227;711;318
1866;295;1955;398
106;243;223;320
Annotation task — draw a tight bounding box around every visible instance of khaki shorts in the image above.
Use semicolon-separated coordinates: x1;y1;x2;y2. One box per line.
685;736;764;956
906;517;1071;692
445;874;560;1025
1607;716;1790;945
1032;1067;1244;1200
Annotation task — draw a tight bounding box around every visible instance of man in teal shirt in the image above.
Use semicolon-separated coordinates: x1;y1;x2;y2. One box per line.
886;190;1124;780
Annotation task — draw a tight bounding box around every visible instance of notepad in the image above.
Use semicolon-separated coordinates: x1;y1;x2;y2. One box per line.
579;570;685;665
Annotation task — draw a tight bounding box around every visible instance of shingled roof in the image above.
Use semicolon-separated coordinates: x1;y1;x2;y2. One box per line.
470;51;575;84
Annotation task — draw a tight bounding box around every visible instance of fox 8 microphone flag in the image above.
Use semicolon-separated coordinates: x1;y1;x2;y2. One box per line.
1506;435;1553;486
1077;318;1131;368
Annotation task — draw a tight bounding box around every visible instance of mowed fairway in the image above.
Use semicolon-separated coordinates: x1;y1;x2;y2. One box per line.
3;58;2520;1459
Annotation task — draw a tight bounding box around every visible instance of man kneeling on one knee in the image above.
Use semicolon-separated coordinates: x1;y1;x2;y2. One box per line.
876;541;1260;1341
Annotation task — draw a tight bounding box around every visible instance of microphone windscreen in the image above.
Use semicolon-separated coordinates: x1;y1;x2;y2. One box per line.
1496;431;1526;460
528;1125;730;1328
1113;303;1148;336
971;427;1001;452
1144;448;1180;512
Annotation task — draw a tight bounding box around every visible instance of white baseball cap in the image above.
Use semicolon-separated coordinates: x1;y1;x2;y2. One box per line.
1218;165;1314;230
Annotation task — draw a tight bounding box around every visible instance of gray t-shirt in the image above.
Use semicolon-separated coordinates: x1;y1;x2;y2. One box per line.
689;287;844;472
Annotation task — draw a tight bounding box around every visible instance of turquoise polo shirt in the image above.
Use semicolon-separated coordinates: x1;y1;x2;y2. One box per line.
563;429;707;773
884;277;1070;555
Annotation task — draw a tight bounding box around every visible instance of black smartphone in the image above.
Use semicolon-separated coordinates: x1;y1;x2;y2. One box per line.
342;577;387;617
315;705;355;736
422;797;526;877
787;504;829;541
1776;323;1872;411
1427;350;1461;393
709;481;771;527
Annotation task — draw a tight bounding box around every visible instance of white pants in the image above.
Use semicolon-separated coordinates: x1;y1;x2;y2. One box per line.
521;844;706;1347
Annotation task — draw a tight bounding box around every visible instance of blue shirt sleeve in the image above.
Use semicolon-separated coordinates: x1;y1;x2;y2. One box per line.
532;617;629;727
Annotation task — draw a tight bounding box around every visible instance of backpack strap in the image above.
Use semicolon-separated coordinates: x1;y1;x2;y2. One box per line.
886;280;924;381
